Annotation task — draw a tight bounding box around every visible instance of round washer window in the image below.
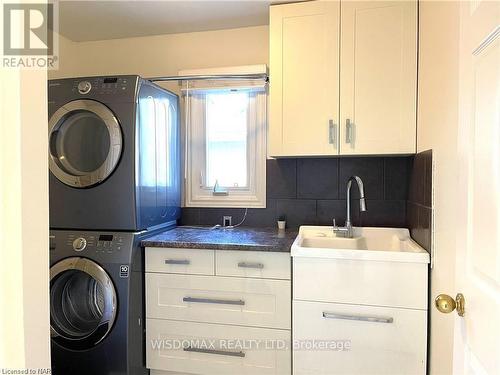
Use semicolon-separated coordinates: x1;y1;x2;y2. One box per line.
50;269;106;339
50;257;117;350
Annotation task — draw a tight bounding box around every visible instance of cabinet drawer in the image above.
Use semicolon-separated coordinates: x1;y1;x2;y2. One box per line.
146;247;215;275
216;251;290;280
293;257;428;309
146;273;291;329
146;319;291;375
293;300;427;375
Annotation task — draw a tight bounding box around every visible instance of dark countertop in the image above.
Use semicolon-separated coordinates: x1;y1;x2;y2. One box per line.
141;226;297;252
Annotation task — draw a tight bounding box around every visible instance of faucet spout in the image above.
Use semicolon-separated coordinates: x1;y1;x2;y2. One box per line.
333;175;367;238
348;176;367;212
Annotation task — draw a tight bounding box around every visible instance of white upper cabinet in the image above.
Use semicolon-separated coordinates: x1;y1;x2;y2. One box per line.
269;0;417;157
269;1;340;157
340;1;417;155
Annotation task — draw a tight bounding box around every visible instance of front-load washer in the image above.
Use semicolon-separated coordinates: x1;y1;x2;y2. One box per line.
48;75;181;231
49;227;163;375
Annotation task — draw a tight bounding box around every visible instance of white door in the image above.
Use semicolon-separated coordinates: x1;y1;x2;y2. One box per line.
269;1;339;157
339;1;417;155
452;1;500;374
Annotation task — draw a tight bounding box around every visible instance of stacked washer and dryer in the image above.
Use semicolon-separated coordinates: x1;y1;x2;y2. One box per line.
48;76;181;375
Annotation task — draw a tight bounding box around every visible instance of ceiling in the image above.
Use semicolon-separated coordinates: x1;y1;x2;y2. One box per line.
59;1;286;42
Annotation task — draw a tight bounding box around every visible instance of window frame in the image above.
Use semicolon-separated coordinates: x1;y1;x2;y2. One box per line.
184;86;267;208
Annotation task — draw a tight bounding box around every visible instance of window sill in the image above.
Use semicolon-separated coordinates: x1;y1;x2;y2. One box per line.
184;194;266;208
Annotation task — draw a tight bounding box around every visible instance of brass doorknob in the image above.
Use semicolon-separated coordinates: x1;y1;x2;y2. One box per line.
435;293;465;317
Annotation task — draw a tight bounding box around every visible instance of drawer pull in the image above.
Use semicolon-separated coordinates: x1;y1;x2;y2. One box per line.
183;346;245;358
164;259;190;265
346;118;354;144
328;119;337;147
322;311;393;324
237;262;264;269
183;297;245;306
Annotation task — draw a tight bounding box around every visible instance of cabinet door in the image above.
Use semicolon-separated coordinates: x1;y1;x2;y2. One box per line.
269;1;340;156
340;1;417;155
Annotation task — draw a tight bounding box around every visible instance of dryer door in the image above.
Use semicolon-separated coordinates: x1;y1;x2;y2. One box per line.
48;99;122;188
50;257;117;350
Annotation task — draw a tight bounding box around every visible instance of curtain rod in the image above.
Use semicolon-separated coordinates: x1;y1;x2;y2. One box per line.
147;73;269;82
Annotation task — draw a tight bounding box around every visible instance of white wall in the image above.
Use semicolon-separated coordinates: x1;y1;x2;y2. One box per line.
0;69;50;369
417;2;460;374
53;33;81;78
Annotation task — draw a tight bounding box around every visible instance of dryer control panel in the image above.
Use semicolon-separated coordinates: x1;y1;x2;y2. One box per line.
48;75;140;103
72;77;131;95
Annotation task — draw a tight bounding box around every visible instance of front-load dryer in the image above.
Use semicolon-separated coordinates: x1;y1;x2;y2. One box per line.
48;75;181;231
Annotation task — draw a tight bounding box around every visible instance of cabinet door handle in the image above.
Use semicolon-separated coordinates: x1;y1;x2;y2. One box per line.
328;119;337;147
183;296;245;306
237;262;264;269
183;346;245;358
164;259;190;265
322;311;393;324
345;119;354;145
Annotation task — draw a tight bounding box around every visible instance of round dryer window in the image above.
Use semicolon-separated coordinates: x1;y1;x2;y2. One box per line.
50;257;117;350
48;99;122;188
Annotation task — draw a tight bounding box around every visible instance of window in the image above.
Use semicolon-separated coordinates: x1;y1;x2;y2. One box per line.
184;82;267;208
205;91;248;188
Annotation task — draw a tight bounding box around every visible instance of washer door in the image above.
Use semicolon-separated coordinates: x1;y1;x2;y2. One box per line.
50;257;117;350
48;100;122;188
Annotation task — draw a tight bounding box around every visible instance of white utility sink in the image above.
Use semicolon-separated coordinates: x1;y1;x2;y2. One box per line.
292;226;430;263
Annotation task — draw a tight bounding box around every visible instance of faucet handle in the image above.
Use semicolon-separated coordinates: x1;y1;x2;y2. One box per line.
333;218;337;228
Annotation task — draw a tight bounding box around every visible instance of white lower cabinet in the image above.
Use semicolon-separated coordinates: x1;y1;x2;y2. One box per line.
146;248;291;375
293;300;427;375
147;319;291;375
292;251;428;375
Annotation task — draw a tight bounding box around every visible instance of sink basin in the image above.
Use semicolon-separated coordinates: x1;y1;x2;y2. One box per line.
292;226;430;263
300;235;366;250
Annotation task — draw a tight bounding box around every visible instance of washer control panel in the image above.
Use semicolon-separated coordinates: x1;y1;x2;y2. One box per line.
64;233;126;254
51;230;135;264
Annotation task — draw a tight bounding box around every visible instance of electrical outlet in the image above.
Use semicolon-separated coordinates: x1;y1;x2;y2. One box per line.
223;216;232;227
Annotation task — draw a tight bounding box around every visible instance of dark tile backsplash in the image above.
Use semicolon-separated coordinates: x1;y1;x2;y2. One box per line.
338;157;385;200
181;156;415;230
406;150;433;252
266;158;297;199
297;158;339;199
